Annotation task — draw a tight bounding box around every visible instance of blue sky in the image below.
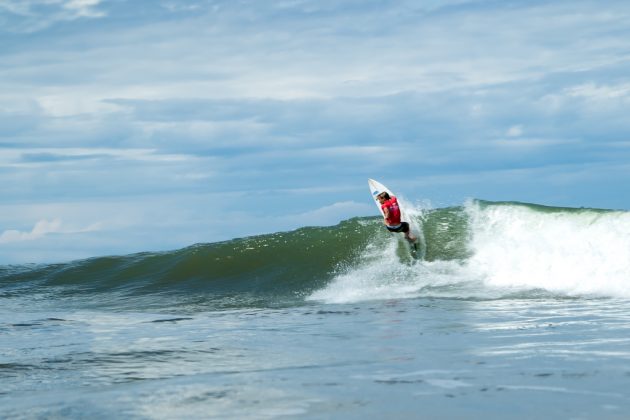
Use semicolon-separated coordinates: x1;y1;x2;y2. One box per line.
1;0;630;264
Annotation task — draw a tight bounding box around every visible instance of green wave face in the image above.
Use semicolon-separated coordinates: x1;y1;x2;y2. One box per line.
2;200;629;311
0;218;380;311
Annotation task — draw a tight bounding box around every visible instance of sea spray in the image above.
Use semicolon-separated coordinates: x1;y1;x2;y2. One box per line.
398;195;429;260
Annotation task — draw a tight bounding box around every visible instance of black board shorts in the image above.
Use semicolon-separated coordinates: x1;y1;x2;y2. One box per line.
386;222;410;233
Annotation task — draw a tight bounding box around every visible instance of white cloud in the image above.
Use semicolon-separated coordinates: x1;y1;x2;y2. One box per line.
0;218;102;244
161;2;202;13
63;0;104;18
0;0;106;32
506;125;523;137
493;137;577;149
38;94;123;117
0;147;196;167
0;0;29;15
566;83;630;101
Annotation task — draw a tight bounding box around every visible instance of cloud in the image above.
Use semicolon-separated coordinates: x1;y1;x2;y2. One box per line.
161;2;202;13
506;125;523;137
0;0;106;33
63;0;104;17
38;94;123;117
0;148;196;166
0;218;101;244
567;83;630;100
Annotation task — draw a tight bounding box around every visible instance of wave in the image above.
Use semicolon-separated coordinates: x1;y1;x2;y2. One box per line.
2;200;630;310
0;219;376;311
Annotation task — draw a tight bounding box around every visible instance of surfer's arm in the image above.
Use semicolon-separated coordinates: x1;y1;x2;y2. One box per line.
382;206;390;224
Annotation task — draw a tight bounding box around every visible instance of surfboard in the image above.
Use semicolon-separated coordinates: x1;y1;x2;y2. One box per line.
368;178;419;258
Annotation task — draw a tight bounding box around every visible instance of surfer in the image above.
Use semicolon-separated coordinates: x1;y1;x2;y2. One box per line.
377;192;418;246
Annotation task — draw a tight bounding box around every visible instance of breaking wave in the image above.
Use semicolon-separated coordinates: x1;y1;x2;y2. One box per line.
2;200;629;311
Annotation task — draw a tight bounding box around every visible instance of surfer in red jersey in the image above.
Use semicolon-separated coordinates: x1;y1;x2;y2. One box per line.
377;192;417;246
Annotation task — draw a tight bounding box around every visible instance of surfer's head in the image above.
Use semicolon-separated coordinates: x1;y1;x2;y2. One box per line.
377;192;390;203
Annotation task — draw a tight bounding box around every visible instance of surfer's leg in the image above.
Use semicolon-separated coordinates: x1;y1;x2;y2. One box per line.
404;231;418;251
400;222;417;242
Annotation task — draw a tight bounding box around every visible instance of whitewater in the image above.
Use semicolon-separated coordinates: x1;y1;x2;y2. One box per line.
2;199;630;419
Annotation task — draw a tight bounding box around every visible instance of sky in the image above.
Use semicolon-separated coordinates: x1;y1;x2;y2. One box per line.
1;0;630;264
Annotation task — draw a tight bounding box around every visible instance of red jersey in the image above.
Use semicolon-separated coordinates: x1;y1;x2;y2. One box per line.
381;196;401;226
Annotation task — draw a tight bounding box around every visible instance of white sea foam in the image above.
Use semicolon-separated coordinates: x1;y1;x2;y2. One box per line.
308;236;476;304
464;201;630;298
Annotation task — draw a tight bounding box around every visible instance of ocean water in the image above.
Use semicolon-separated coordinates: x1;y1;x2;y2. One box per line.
2;200;630;419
